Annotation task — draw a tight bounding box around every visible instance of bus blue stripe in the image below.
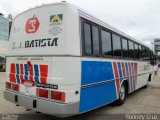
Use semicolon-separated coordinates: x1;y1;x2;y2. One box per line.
24;64;28;80
117;62;123;81
125;62;129;76
131;63;136;90
16;64;20;84
34;64;39;83
125;62;130;93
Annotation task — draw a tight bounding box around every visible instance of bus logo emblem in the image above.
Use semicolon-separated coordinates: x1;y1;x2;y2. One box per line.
49;14;63;26
25;15;40;34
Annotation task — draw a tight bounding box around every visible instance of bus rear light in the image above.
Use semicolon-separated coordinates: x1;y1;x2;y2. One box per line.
6;82;11;89
51;91;65;102
12;84;19;92
39;89;48;98
36;88;39;97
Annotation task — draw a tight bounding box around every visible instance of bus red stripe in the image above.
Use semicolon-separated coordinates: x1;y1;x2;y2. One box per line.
20;64;24;74
29;64;33;81
10;63;16;73
10;64;16;83
113;62;120;96
40;65;48;84
128;63;133;92
121;62;126;78
134;63;138;85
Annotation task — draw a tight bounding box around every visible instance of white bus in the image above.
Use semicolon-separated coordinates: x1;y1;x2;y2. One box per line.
4;2;155;117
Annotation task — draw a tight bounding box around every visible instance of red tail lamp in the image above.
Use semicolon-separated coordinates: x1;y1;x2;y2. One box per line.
51;91;65;102
12;84;19;92
39;89;48;98
6;82;11;89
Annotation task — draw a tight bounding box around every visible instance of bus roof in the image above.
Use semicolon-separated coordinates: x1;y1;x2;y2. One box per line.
14;1;151;49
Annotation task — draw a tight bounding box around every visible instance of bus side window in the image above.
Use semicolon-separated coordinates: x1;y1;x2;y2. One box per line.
84;23;92;55
150;50;155;65
112;34;122;57
146;48;150;60
135;43;139;59
122;38;128;58
92;26;99;56
101;30;112;56
142;46;146;60
139;45;142;60
128;41;134;58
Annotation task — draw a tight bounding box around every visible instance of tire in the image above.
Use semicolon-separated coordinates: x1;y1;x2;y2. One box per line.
115;83;127;106
143;80;149;89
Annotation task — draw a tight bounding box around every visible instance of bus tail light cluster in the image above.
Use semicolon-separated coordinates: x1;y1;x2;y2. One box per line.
51;91;65;102
37;88;65;102
5;82;19;92
38;89;49;98
12;84;20;92
5;82;11;89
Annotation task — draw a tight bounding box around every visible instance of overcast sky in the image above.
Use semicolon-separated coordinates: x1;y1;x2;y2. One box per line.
1;0;160;48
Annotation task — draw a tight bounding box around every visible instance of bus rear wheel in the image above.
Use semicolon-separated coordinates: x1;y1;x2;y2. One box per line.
143;80;149;89
115;83;127;106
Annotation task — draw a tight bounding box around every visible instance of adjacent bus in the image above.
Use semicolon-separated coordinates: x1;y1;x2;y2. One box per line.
4;2;155;117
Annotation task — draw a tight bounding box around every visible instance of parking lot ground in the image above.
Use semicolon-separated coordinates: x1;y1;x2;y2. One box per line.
0;72;160;120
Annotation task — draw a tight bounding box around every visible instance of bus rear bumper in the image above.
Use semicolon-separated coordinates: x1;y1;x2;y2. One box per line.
4;90;79;117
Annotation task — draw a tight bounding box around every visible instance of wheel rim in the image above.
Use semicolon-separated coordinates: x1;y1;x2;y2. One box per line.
120;85;125;100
